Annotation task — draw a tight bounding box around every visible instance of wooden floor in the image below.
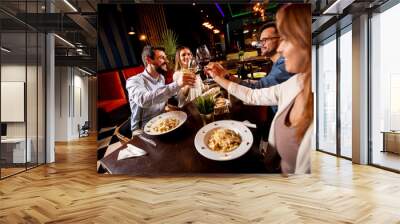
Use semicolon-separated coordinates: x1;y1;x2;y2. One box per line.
1;135;400;223
1;167;26;178
372;151;400;171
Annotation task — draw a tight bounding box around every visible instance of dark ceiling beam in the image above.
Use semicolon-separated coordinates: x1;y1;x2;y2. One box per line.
55;55;96;70
51;0;97;46
0;13;83;32
66;13;97;46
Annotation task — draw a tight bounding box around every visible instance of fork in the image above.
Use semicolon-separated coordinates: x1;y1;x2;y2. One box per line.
138;135;157;147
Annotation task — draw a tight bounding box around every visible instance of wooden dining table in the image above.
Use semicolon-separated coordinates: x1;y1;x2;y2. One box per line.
99;96;273;175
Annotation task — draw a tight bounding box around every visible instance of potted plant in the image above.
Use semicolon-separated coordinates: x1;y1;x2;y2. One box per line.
194;95;215;126
159;29;178;70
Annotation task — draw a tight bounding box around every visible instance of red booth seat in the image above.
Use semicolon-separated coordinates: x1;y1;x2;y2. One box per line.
121;65;174;84
97;71;128;113
121;66;144;81
97;99;127;113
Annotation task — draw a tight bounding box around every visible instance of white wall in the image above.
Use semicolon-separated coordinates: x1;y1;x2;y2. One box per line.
1;64;40;138
54;66;89;141
55;66;69;141
1;63;45;164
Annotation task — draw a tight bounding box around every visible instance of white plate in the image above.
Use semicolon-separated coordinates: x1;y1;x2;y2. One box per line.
144;111;187;135
194;120;253;161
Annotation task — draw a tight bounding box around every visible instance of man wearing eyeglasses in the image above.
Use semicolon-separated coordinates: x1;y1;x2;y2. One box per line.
228;22;293;111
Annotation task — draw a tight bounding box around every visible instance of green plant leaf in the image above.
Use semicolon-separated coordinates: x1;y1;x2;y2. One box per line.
159;29;178;65
194;95;215;114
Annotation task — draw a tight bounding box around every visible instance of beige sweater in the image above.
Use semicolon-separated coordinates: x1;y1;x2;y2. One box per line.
228;74;313;174
173;71;204;108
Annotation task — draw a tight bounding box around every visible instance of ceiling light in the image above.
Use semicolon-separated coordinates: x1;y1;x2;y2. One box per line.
202;22;210;26
213;29;220;34
76;48;83;52
78;67;93;76
1;47;11;53
63;0;78;12
139;34;147;41
128;27;136;35
201;10;203;13
243;29;249;34
192;2;196;6
54;34;75;48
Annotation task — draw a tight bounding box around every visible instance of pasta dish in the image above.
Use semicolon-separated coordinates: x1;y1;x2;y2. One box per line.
207;128;241;152
153;118;179;133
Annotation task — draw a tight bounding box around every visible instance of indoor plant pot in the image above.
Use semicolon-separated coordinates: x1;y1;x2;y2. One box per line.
194;95;215;126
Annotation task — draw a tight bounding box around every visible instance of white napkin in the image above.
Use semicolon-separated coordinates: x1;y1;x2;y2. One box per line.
117;144;147;160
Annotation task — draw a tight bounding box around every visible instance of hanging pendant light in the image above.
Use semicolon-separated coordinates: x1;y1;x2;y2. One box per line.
128;27;136;35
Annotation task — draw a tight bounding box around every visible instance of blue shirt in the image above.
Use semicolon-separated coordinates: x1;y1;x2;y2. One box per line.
126;70;179;131
239;56;293;113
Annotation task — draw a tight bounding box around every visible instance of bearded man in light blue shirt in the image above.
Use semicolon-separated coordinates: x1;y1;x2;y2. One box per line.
126;46;196;134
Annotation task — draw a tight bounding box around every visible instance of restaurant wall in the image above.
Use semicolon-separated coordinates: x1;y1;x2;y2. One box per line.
97;4;140;71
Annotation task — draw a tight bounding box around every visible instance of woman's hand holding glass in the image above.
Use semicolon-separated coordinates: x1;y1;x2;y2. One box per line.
177;71;196;88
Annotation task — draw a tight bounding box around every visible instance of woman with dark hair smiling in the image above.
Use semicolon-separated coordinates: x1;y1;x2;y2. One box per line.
205;4;313;174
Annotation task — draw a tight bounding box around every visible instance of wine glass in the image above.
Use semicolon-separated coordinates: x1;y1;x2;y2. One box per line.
188;58;200;89
196;44;212;83
188;58;198;74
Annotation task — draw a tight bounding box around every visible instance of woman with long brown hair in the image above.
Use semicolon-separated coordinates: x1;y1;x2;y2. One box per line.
205;4;313;174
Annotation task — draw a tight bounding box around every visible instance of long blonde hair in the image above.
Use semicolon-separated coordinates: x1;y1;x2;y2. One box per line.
174;46;191;71
277;4;313;141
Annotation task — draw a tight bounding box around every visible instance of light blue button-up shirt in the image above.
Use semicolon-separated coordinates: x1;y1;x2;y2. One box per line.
126;69;179;131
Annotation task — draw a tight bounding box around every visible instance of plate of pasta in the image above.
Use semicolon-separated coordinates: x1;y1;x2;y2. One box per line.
144;111;187;135
194;120;253;161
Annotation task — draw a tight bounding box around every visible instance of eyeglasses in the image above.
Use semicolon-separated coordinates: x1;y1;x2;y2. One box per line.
260;37;280;44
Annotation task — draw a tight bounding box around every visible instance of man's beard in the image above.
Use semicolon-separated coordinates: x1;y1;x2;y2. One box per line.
262;49;277;58
155;64;168;76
